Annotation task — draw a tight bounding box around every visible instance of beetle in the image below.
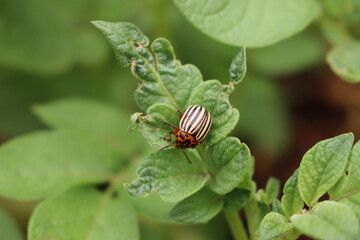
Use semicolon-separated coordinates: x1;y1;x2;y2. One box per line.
160;105;212;164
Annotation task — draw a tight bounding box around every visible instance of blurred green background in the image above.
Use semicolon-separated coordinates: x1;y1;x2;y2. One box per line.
1;0;360;239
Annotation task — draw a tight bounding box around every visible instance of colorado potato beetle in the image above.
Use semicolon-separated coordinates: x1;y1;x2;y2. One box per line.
160;105;212;163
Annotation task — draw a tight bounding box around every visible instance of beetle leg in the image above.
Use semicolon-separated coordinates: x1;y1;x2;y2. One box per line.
160;130;174;142
180;149;192;164
163;121;179;131
160;144;175;150
176;108;183;119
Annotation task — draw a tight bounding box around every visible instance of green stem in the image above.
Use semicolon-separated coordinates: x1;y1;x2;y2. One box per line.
224;209;248;240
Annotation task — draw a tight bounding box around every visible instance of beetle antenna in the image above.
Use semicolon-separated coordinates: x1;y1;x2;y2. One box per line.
160;145;174;150
180;149;192;164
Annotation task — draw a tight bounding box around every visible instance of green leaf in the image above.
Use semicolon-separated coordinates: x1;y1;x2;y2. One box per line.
320;18;352;45
258;212;293;240
173;0;320;47
329;139;360;224
237;156;256;193
94;21;239;146
264;177;280;204
0;131;115;200
245;198;270;240
189;80;240;145
291;201;359;240
128;103;179;147
169;188;223;224
322;0;348;18
205;137;250;194
271;199;285;216
281;169;304;218
29;186;139;240
0;205;23;240
223;47;247;94
248;31;325;75
298;133;354;207
125;149;209;202
229;47;246;84
224;188;251;212
128;192;176;223
93;21;203;112
92;21;149;67
136;38;203;112
327;41;360;83
33;98;145;157
117;162;176;223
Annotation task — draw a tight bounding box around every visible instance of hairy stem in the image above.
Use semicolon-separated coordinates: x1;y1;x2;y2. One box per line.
224;209;248;240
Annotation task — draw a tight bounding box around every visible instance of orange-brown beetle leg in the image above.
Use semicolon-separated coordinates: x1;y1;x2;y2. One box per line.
163;121;179;131
176;108;183;119
160;130;176;142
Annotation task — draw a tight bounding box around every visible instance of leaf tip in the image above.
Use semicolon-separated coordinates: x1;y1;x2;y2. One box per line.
91;20;103;27
90;20;102;29
229;47;247;84
124;181;151;198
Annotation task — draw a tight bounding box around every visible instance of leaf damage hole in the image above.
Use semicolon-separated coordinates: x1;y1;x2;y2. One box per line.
95;182;110;192
345;171;349;176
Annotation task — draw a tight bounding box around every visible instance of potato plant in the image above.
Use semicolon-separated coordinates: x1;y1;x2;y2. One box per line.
0;0;359;240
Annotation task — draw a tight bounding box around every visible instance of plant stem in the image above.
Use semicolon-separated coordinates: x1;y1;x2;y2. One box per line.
224;209;248;240
335;188;360;201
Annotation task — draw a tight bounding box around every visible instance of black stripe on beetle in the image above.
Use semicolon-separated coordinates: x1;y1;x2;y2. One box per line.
160;105;212;164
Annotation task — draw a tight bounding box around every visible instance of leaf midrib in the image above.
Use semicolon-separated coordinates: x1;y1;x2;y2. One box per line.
94;22;180;109
310;142;349;205
154;172;209;182
85;174;125;240
311;213;358;240
136;47;180;110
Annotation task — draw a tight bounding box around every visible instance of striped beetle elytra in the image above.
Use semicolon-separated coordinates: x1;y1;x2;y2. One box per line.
160;105;212;163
